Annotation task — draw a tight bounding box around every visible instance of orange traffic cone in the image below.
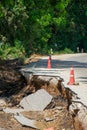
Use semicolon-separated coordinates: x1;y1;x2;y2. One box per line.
47;57;51;69
67;67;75;85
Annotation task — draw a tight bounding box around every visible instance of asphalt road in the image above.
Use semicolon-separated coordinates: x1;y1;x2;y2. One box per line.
23;53;87;85
51;53;87;85
51;53;87;107
27;53;87;84
22;53;87;106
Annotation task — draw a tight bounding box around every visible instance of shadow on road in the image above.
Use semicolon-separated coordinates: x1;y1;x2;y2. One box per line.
23;59;87;69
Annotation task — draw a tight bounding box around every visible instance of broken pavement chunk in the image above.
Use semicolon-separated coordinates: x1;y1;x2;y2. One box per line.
14;114;39;129
20;89;53;111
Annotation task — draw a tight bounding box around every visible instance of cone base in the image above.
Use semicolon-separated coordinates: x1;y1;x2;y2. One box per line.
67;81;75;85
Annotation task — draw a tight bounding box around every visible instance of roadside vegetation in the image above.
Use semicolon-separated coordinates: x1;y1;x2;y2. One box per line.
0;0;87;60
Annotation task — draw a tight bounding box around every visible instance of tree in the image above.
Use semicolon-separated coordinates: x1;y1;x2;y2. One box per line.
66;0;87;52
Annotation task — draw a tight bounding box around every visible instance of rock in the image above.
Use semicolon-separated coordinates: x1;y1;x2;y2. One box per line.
0;98;7;107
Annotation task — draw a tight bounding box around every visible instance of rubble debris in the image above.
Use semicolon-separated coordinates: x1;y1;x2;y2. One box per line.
69;102;86;130
14;114;39;129
20;89;53;111
44;117;55;122
3;107;25;114
0;98;7;107
20;97;74;130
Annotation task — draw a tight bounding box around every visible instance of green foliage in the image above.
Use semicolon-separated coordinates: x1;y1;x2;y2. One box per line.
0;41;25;59
59;48;74;54
54;48;74;54
0;0;87;59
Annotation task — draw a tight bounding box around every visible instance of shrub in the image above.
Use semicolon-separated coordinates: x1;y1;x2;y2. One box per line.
0;41;25;60
54;48;74;54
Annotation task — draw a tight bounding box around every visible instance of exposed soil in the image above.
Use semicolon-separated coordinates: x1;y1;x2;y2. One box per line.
0;55;76;130
0;101;74;130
